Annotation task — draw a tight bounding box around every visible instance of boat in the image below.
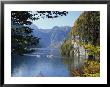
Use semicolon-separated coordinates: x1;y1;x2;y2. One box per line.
36;54;41;58
46;54;53;58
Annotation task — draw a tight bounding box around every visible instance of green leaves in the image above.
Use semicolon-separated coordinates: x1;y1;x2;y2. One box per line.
82;60;100;77
60;39;73;57
72;60;100;77
71;11;100;45
11;11;69;55
11;27;40;55
11;11;32;25
60;11;100;77
83;44;100;56
11;11;68;25
70;11;100;60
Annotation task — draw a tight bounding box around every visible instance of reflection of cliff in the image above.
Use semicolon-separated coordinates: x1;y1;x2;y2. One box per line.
29;24;71;48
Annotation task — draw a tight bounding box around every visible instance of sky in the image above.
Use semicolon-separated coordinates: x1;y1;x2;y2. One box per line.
33;11;83;29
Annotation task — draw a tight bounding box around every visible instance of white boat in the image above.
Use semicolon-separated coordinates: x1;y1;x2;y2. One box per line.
46;54;53;58
36;54;41;58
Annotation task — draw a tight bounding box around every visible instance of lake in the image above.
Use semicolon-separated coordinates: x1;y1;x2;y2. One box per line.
11;48;85;77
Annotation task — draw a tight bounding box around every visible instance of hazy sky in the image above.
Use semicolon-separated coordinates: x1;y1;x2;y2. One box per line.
33;11;83;29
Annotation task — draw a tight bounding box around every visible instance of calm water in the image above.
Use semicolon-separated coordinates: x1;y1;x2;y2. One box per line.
11;48;85;77
11;48;71;77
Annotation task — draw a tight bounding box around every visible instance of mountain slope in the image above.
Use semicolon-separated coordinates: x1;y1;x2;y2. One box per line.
29;24;71;48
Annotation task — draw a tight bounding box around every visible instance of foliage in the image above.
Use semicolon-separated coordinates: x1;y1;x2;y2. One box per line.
82;60;100;77
72;68;81;77
72;60;100;77
83;43;100;57
12;11;68;55
60;39;73;56
11;26;40;55
30;11;68;19
71;11;100;46
60;11;100;77
61;11;100;60
11;11;68;25
11;11;33;25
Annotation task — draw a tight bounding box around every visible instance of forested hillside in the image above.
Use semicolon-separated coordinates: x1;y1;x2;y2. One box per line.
60;11;100;77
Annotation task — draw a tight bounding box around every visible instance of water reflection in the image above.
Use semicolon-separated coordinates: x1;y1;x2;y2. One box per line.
11;48;85;77
61;55;85;76
11;48;70;77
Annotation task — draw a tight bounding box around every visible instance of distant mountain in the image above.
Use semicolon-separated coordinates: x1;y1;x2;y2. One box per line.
29;24;71;48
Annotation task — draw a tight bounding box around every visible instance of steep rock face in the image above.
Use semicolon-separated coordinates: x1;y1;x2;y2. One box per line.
29;24;71;48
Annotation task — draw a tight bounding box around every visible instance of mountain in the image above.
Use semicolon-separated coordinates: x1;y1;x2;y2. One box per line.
29;24;71;48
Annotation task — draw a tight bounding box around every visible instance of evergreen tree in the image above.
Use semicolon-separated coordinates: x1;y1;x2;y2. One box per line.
11;11;68;55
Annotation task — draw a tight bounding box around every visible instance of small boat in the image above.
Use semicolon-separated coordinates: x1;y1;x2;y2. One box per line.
46;54;53;58
36;54;40;58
